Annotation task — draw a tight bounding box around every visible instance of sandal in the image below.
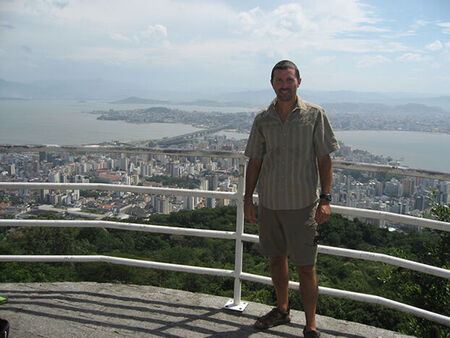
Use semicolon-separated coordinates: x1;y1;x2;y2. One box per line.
303;328;321;337
254;307;291;330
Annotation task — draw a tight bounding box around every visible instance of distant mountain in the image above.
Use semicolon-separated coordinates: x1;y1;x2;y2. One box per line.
321;102;448;115
177;99;252;107
0;78;153;100
1;78;449;111
214;88;450;111
111;96;169;104
110;96;254;108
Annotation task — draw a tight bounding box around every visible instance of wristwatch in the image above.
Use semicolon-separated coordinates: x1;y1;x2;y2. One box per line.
319;194;332;202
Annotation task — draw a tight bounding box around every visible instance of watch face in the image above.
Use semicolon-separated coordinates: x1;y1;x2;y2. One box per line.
320;194;332;201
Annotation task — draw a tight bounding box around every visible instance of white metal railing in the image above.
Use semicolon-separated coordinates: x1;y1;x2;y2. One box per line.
0;145;449;326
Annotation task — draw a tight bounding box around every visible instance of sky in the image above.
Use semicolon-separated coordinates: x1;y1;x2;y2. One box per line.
0;0;449;95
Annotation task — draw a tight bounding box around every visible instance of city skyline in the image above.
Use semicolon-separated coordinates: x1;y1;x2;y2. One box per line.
0;0;449;95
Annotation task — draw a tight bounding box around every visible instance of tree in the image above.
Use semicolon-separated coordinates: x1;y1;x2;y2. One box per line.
380;191;449;337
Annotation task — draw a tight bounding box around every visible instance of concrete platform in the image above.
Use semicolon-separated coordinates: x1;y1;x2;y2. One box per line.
0;282;414;337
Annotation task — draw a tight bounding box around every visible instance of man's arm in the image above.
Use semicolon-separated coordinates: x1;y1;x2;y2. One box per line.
315;154;333;225
244;158;263;224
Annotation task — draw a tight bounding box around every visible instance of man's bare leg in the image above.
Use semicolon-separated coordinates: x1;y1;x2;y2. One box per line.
270;255;289;312
297;265;318;331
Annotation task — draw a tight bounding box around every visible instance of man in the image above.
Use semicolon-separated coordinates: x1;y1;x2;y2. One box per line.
244;60;339;337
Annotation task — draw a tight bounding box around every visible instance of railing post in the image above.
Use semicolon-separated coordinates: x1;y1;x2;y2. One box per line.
224;156;248;311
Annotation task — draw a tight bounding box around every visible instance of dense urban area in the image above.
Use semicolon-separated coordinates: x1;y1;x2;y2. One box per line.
93;101;450;133
1;111;448;229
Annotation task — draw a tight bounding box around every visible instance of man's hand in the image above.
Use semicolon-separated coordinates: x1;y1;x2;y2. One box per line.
244;197;257;224
315;202;331;225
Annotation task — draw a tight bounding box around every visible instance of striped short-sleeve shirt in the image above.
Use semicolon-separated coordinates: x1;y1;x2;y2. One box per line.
244;97;339;210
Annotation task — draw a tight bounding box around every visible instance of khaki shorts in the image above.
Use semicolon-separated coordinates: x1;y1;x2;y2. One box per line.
258;204;319;266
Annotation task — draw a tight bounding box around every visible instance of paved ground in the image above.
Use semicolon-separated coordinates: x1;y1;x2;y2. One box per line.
0;282;414;337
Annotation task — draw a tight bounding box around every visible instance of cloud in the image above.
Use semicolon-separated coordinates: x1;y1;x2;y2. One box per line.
1;0;394;60
110;33;132;42
9;0;69;15
138;24;168;41
426;40;443;51
237;1;384;41
2;0;448;94
396;53;430;62
65;47;157;65
437;22;450;34
412;19;430;29
237;7;263;30
51;0;69;10
357;54;391;68
110;25;168;46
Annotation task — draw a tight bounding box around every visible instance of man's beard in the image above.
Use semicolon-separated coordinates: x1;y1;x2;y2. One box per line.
276;88;295;102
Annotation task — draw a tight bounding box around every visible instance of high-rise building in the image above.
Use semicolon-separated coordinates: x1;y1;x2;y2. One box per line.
200;178;209;191
8;164;15;176
158;197;170;214
120;157;129;171
206;198;216;208
384;179;403;197
184;196;195;210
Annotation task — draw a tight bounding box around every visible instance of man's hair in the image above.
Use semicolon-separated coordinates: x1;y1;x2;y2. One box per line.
271;60;300;81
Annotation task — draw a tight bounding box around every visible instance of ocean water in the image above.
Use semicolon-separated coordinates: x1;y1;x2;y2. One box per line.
1;99;449;173
218;129;450;172
0;99;202;145
334;130;450;173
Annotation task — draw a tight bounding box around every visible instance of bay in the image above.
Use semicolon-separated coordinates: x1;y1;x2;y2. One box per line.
0;99;203;145
334;130;450;173
1;99;449;173
217;129;450;173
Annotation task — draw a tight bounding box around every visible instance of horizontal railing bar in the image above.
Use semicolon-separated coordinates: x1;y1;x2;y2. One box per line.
0;219;236;240
319;286;450;327
2;219;447;279
0;255;235;278
0;182;237;200
331;205;449;231
318;245;450;279
240;272;450;327
0;144;245;159
2;182;448;232
333;160;450;181
241;233;259;243
249;195;450;232
0;253;447;326
240;232;449;279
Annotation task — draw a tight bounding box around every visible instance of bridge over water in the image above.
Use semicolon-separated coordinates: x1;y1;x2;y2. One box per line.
149;126;230;147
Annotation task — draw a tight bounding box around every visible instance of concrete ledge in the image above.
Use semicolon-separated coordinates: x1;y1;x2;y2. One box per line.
0;282;414;337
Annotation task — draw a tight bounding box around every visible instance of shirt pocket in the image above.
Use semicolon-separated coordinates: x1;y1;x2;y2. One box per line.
287;121;314;155
260;121;282;152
